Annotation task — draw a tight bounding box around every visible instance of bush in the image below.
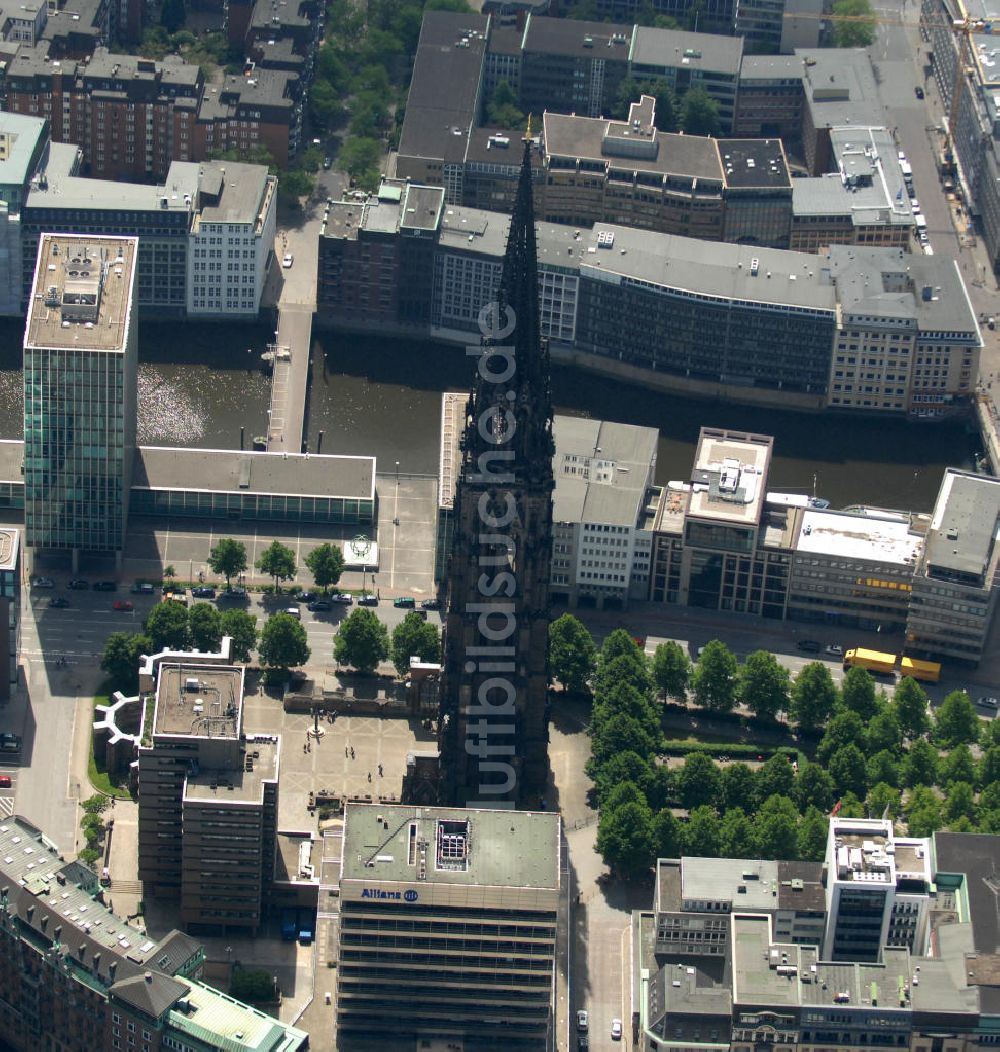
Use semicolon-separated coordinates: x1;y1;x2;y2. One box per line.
230;968;276;1003
82;794;109;814
78;847;100;865
661;739;799;761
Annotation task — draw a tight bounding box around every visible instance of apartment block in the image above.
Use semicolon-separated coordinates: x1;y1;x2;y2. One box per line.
0;815;307;1052
23;233;137;566
335;803;562;1047
137;662;280;933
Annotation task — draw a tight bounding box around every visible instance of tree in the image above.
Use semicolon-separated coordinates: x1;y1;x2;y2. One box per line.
798;806;829;862
189;603;222;652
305;543;346;593
683;806;721;857
829;743;868;798
596;799;654;878
866;749;900;788
220;609;258;663
840;666;879;721
600;629;643;665
676;753;720;810
593;652;652;700
590;713;658;769
737;650;790;721
816;710;866;766
334;608;389;674
866;707;903;756
340;136;382;186
145;601;190;651
592;751;654;807
230;968;275;1003
208;538;247;590
720;808;756;857
867;781;901;819
591;681;660;743
653;808;683;858
978;746;1000;789
944;781;977;825
602;782;647;814
905;786;943;837
390;612;440;677
831;0;876;47
892;676;930;738
548;614;597;693
258;613;310;672
939;743;975;787
680;87;722;136
486;80;524;129
790;662;838;735
101;632;151;694
935;690;980;748
255;540;296;591
794;761;835;813
755;753;795;805
720;762;757;813
651;641;690;701
645;765;673;812
902;738;938;788
755;795;800;860
691;640;738;712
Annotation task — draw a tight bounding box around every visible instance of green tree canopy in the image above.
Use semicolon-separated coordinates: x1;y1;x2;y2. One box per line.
593;651;652;700
596;799;654;878
680;87;722;136
892;676;930;738
866;749;901;788
794;761;836;813
258;613;310;671
305;543;346;592
755;795;800;860
220;609;258;663
654;807;683;858
230;968;275;1003
867;781;901;819
798;806;829;861
602;781;647;814
390;612;440;677
486;80;524;129
189;603;222;652
255;540;297;590
720;762;757;813
737;650;790;721
334;608;389;674
600;628;644;664
691;639;738;712
592;751;655;807
677;752;721;810
590;713;659;769
683;805;721;857
902;737;938;787
548;613;597;693
840;666;879;721
905;785;943;836
944;781;977;825
651;641;690;701
340;136;383;188
817;710;866;766
207;538;247;590
829;743;868;799
939;743;976;787
978;746;1000;789
935;690;980;748
720;808;757;857
830;0;877;48
866;706;903;756
790;662;838;735
145;601;190;652
101;632;151;694
755;753;795;805
591;681;661;743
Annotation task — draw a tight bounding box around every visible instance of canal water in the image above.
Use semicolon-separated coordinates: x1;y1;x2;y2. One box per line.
0;320;977;513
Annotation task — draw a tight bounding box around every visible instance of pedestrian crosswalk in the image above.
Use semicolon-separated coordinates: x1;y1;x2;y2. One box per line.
0;797;14;818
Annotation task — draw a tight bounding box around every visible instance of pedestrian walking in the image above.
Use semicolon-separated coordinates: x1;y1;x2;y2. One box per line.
378;764;383;777
367;772;372;783
350;747;355;759
345;746;348;757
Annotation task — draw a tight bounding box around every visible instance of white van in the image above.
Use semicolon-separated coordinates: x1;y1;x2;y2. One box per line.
285;607;301;619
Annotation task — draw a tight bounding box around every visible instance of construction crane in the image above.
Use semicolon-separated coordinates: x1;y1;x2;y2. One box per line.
783;6;979;143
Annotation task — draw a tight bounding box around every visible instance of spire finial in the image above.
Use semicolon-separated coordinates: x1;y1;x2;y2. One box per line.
525;113;532;140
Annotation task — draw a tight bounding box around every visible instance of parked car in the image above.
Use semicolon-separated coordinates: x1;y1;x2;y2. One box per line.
394;596;416;608
68;579;89;590
797;639;822;653
358;594;378;606
577;1009;589;1032
30;576;54;588
93;581;117;592
100;867;111;886
113;600;133;611
978;696;999;707
308;599;332;611
824;644;843;656
420;598;441;610
0;775;11;788
282;253;294;269
331;593;353;604
192;586;216;599
915;85;925;98
611;1019;623;1041
283;607;302;619
222;587;248;598
296;591;317;603
322;156;332;170
130;582;154;594
48;597;69;609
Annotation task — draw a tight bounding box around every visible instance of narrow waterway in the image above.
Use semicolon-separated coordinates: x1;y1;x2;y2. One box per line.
0;320;976;513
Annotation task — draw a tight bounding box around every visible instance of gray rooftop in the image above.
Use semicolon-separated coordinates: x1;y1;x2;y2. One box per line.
400;183;445;231
551;415;657;527
934;833;1000;956
688;428;772;527
0;528;17;572
153;666;244;740
799;48;883;129
682;857;780;910
522;14;633;59
738;53;806;83
184;736;278;804
630;25;742;77
195;161;274;228
341;803;560;889
0;113;46;192
133;447;376;502
197;70;294;119
923;469;1000;582
27;157;198;215
719;138;790;190
397;12;488;164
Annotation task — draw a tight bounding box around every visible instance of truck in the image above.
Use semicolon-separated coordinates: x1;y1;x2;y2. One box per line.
843;648;898;675
297;908;315;945
900;656;942;683
900;159;913;181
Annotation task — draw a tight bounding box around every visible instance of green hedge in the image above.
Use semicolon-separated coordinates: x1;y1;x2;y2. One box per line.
661;739;801;761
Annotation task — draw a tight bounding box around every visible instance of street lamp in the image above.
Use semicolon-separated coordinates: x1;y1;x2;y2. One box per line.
395;460;400;484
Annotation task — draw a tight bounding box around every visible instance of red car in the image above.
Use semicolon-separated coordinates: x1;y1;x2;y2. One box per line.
113;600;134;612
0;776;11;788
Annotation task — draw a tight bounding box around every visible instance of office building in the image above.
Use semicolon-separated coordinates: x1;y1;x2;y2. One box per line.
0;113;49;316
136;660;280;933
0;814;307;1052
23;233;137;568
0;528;19;702
733;54;806;138
905;469;1000;664
336;803;562;1048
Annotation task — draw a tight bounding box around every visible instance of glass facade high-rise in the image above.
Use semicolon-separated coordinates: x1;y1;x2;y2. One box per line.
23;234;138;566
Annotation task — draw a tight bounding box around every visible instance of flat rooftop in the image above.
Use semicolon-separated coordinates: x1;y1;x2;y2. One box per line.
195;161;273;228
796;508;922;566
341;803;561;889
687;427;772;527
799;48;883;130
0;112;46;191
924;469;1000;581
184;736;278;804
153;665;244;740
400;183;445;231
133;447;376;502
934;831;1000;955
26;159;198;215
25;234;138;353
0;528;18;572
630;25;742;76
720;139;790;189
274;832;319;885
682;857;780;910
522;14;633;59
738;53;806;82
552;416;657;527
439;391;466;511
